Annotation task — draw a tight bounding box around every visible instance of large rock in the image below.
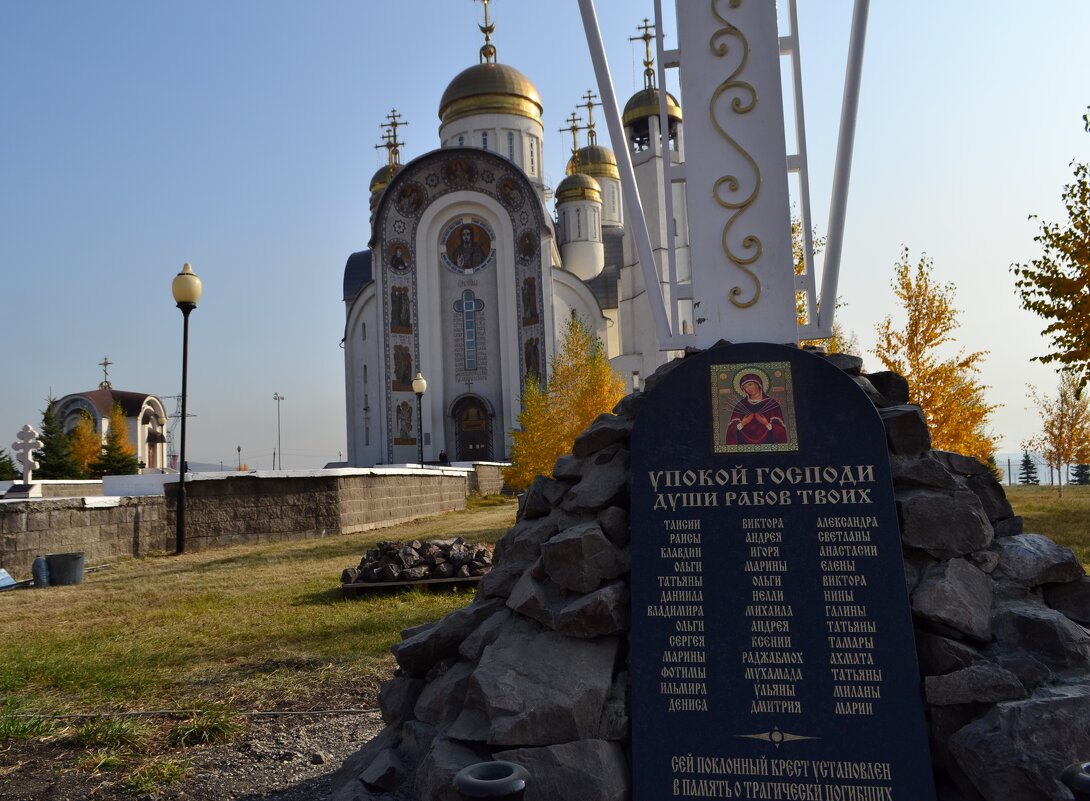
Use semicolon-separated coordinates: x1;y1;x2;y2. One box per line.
554;580;630;638
456;627;619;746
572;414;632;457
916;632;983;676
541;521;629;593
520;476;570;520
890;453;965;492
925;663;1027;706
949;686;1090;801
479;515;561;599
990;534;1084;589
1044;578;1090;625
412;737;488;801
391;598;507;676
561;446;630;513
378;677;425;725
413;660;475;728
993;603;1090;668
864;370;910;404
880;404;931;455
493;740;630;801
912;558;994;642
897;489;993;559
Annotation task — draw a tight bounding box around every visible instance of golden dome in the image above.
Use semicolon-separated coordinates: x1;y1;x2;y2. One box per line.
555;172;602;204
369;163;401;195
622;87;683;128
566;144;619;181
439;62;543;125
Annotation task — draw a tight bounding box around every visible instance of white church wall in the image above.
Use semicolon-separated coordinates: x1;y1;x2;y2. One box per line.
345;285;382;465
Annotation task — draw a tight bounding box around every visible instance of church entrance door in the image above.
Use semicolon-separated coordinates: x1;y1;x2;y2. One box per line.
454;397;491;462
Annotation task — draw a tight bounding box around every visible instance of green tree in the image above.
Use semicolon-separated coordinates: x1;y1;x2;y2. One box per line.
874;249;997;462
91;403;140;477
34;396;81;479
0;449;18;481
1072;463;1090;486
1026;374;1090;497
1013;109;1090;389
504;314;626;491
1018;450;1040;485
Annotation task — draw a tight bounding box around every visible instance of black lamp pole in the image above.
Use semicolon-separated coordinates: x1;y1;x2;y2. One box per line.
172;262;202;555
412;372;427;467
177;303;193;553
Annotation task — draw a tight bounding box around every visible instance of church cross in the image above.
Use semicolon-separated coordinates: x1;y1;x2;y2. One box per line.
475;0;496;63
581;90;600;145
98;355;113;389
630;18;657;89
375;109;409;168
559;112;584;159
11;424;43;484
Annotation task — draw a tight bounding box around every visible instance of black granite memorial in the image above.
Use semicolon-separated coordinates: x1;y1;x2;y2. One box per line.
631;342;936;801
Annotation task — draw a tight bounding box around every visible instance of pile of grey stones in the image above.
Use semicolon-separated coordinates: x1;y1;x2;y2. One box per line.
342;538;493;584
332;350;1090;801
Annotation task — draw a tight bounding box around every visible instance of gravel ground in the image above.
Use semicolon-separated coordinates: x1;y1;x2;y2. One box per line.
0;709;382;800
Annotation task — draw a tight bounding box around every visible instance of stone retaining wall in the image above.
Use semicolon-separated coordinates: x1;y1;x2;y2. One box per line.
0;497;169;578
1;470;469;579
466;464;505;496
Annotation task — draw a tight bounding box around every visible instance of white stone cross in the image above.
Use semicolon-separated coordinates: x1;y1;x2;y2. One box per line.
11;424;43;484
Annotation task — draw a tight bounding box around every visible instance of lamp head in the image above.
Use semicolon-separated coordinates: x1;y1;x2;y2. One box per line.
412;372;428;396
172;262;203;308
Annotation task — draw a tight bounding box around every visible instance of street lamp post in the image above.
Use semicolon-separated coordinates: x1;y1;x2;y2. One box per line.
412;372;427;467
237;445;241;470
171;263;202;555
273;392;285;470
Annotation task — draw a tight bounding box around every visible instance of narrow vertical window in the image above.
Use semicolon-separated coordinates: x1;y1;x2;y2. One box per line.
482;131;489;150
507;131;515;161
363;365;368;384
611;187;618;215
529;139;536;174
361;322;366;340
365;425;370;446
576;208;582;238
454;291;485;371
458;135;465;147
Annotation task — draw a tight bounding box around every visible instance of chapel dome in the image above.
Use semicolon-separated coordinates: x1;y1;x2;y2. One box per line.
439;62;543;126
370;163;400;196
622;87;683;128
555;172;602;204
566;144;619;182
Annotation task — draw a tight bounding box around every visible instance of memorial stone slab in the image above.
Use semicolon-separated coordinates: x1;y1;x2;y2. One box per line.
630;343;936;801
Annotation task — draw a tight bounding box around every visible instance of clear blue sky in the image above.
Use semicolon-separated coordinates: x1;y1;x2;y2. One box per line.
2;1;1087;469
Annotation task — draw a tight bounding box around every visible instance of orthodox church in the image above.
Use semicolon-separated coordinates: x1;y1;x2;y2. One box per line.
52;360;169;471
342;11;691;466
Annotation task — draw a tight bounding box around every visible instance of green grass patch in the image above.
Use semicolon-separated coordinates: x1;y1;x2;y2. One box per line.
77;748;129;775
170;706;243;747
70;717;149;750
0;711;60;740
1006;484;1090;565
121;757;188;794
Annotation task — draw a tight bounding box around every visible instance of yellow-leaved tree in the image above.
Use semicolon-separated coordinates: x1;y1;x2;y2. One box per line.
874;248;997;461
68;410;102;477
1025;374;1090;497
503;314;626;491
792;218;859;355
91;402;140;477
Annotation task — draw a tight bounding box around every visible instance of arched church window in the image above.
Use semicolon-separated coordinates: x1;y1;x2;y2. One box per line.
454;290;485;371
